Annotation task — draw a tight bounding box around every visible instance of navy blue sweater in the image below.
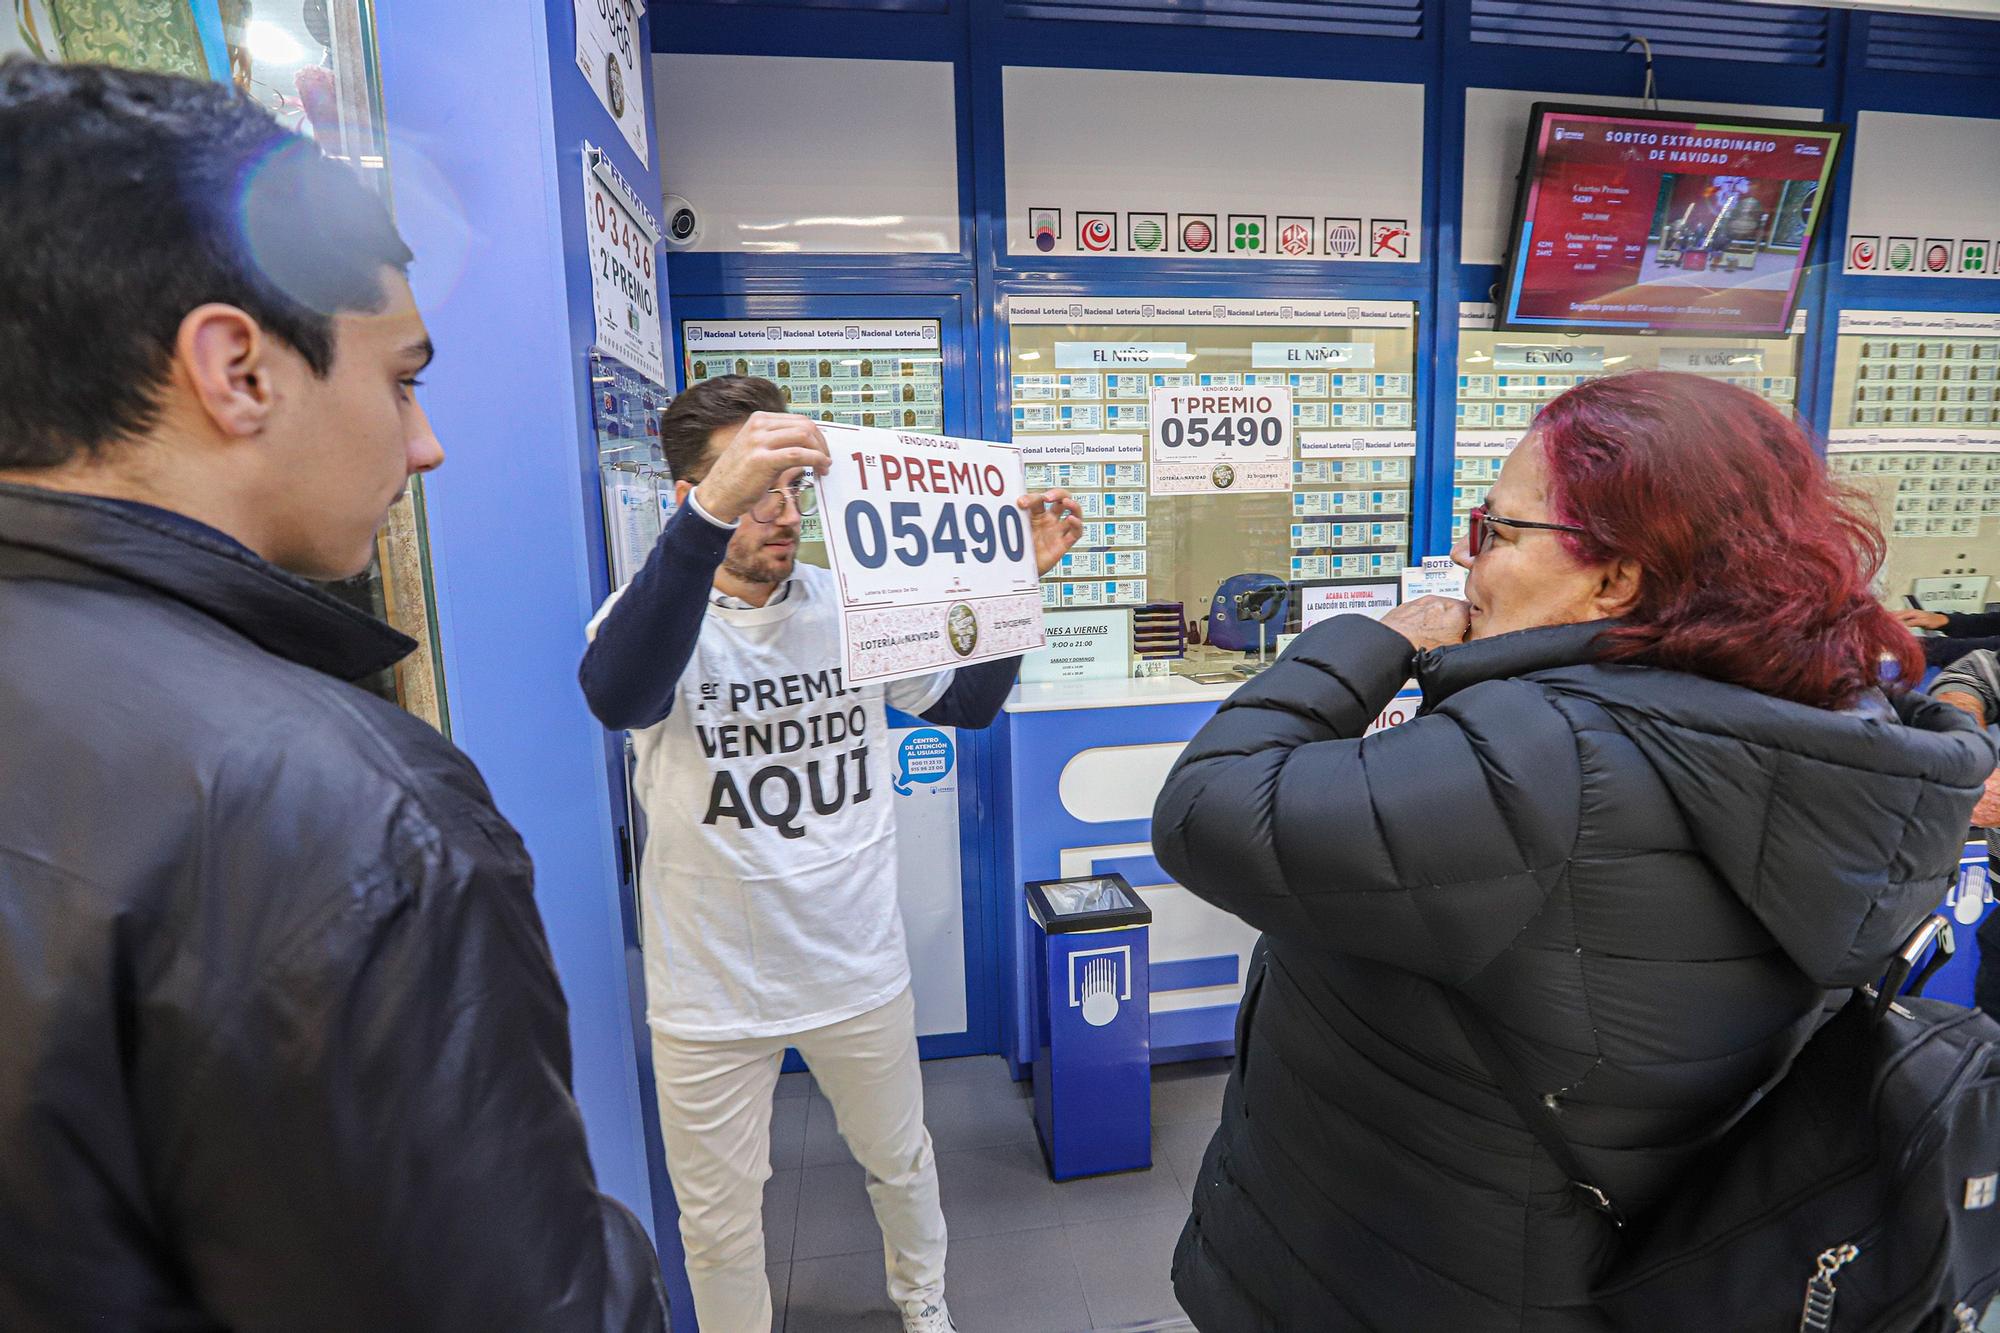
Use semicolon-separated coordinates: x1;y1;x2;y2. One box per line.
580;502;1022;732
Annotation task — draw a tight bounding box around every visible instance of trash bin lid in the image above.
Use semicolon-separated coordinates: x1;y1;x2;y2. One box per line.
1025;873;1151;932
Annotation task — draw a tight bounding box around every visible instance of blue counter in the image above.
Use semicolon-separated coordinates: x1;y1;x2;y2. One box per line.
995;674;1424;1077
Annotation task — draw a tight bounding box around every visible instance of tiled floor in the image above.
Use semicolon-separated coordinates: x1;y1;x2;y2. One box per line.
761;1055;1228;1332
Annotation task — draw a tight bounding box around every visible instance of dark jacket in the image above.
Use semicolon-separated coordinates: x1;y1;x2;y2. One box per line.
1922;610;2000;670
1154;615;1993;1332
0;485;666;1332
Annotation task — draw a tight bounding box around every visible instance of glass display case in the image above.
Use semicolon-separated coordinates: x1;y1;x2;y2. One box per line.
1450;302;1805;546
1005;296;1419;678
1825;312;2000;612
681;319;948;567
8;0;445;727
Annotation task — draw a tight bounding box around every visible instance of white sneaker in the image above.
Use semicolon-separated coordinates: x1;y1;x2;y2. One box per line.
901;1298;958;1332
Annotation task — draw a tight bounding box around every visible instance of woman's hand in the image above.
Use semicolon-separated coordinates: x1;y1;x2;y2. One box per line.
1380;596;1471;651
1970;768;2000;829
1895;609;1949;632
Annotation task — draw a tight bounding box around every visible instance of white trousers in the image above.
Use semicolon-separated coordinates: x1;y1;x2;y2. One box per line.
651;986;947;1332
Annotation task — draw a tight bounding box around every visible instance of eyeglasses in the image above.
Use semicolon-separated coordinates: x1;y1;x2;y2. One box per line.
749;474;818;524
1466;504;1587;556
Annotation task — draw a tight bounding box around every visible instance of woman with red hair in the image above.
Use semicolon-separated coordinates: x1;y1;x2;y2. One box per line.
1154;372;1994;1330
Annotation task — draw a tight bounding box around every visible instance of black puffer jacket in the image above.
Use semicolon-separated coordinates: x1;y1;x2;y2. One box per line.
0;485;666;1331
1154;615;1993;1331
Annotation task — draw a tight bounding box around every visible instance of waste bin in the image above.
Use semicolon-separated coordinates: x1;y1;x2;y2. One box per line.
1025;873;1152;1180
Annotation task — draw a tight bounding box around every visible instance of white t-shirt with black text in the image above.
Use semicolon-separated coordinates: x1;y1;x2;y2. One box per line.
590;562;951;1040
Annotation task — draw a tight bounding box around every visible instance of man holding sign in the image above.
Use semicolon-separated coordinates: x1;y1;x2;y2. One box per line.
579;377;1080;1333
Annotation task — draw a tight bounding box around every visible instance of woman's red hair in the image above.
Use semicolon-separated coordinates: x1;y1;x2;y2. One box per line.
1534;371;1920;709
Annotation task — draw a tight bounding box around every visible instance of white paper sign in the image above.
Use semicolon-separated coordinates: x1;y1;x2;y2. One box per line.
1401;557;1468;602
1019;609;1134;683
1658;346;1767;373
1054;343;1190;369
1911;576;1992;614
602;471;661;588
583;149;666;386
1251;342;1376;370
1149;385;1293;495
815;424;1045;684
1301;582;1399;628
574;0;648;159
1494;344;1606;373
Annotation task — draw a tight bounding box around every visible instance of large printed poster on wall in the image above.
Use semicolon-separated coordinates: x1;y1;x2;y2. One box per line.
583;145;667;387
575;0;649;159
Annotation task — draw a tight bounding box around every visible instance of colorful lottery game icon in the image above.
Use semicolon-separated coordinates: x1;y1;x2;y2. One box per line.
1325;218;1361;258
1179;215;1216;253
1229;216;1264;253
1030;208;1059;252
1129;214;1166;253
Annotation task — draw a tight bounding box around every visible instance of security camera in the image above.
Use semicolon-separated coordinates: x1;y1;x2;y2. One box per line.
664;195;700;249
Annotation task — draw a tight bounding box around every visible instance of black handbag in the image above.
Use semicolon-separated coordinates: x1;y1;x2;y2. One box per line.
1450;916;2000;1332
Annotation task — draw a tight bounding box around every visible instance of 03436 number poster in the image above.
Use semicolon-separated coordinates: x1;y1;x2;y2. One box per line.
815;425;1046;684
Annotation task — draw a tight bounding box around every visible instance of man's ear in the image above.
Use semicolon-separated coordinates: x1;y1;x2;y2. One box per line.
175;304;274;440
1596;558;1643;617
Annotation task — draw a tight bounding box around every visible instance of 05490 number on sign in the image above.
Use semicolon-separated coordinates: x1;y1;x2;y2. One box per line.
843;500;1028;570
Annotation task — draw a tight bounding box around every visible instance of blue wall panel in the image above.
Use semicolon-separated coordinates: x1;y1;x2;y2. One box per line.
376;0;688;1319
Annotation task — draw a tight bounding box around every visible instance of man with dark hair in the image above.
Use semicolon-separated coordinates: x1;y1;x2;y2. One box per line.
0;60;666;1330
580;377;1082;1333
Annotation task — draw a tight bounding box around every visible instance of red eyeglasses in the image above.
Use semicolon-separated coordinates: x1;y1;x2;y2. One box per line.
1466;504;1587;556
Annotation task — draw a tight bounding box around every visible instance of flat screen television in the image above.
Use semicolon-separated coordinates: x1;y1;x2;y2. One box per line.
1497;103;1845;337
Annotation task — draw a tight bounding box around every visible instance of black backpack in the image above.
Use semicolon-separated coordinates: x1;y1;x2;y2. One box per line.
1454;915;2000;1332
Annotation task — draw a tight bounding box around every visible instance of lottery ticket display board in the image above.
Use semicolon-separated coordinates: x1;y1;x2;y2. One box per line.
1005;297;1417;674
683;320;948;552
1449;303;1805;545
1827;311;2000;606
